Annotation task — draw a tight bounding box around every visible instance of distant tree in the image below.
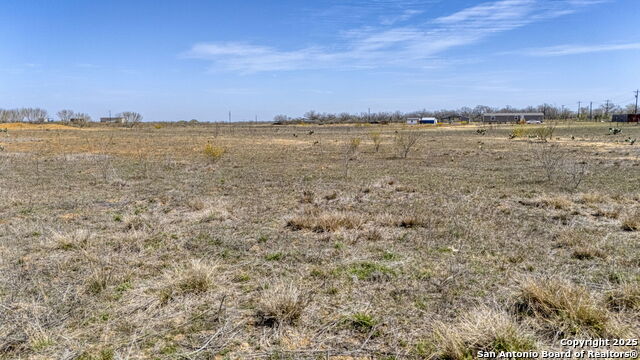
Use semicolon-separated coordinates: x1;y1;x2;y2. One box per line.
118;111;143;127
624;103;637;114
600;102;617;119
0;109;9;123
7;109;23;122
57;109;75;123
273;114;290;123
338;112;351;123
73;113;92;126
303;110;320;122
23;108;48;123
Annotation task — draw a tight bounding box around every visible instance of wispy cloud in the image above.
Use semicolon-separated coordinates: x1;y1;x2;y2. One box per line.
521;42;640;56
185;0;605;73
380;9;423;25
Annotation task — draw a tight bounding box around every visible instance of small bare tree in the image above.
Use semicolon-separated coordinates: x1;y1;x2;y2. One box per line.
57;109;74;123
23;108;48;123
369;131;383;152
73;113;92;127
534;143;588;192
395;131;420;158
343;137;361;177
118;111;143;127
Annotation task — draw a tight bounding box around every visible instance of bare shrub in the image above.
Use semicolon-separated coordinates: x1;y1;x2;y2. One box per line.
369;131;383;152
256;281;307;327
395;131;420;158
343;137;361;177
203;143;226;163
511;124;555;141
534;143;587;191
514;278;616;337
510;126;527;139
531;124;556;141
348;137;361;153
429;308;537;360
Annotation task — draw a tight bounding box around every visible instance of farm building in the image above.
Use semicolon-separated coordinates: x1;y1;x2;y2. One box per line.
482;113;544;123
612;114;640;123
419;117;437;124
100;117;125;123
407;117;438;125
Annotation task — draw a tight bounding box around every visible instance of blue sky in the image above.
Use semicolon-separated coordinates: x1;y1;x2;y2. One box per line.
1;0;639;122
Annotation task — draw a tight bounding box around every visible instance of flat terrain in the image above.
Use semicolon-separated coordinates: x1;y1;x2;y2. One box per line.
1;121;639;359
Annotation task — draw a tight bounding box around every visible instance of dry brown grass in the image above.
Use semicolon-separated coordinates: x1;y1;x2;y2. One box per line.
159;260;215;303
606;283;640;312
514;278;619;337
427;308;537;359
1;122;639;358
286;210;365;232
255;281;307;327
621;211;640;231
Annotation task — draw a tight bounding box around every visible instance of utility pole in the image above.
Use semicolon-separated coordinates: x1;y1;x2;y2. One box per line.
634;89;639;114
589;101;593;121
228;111;231;123
577;101;581;120
368;107;371;123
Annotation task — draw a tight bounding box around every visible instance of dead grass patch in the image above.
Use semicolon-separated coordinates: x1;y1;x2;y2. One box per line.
514;278;616;337
286;211;365;232
539;195;573;210
427;308;537;360
256;281;307;327
51;229;92;250
159;260;215;304
571;247;606;260
606;283;640;312
621;212;640;231
377;213;427;228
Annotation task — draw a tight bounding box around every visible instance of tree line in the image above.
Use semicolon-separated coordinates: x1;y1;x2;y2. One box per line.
274;102;638;124
0;108;142;125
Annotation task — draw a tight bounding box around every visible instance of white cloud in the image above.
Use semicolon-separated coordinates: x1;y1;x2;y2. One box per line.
522;42;640;56
185;0;606;73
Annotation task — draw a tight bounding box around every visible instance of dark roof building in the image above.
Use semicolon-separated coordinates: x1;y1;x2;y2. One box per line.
612;114;640;122
100;117;125;123
482;113;544;123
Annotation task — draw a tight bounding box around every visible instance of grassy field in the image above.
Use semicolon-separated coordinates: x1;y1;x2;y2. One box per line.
1;121;639;359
